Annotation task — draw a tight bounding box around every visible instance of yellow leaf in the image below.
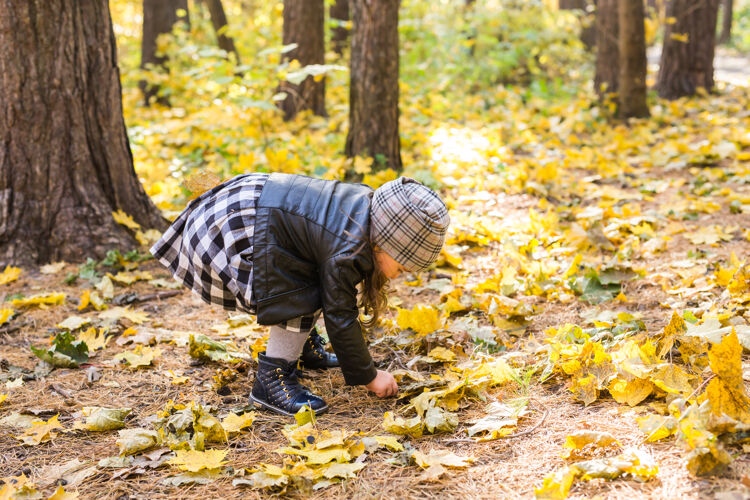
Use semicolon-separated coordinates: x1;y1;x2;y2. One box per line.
728;264;750;295
561;430;620;460
372;435;404;451
705;329;750;423
77;327;109;351
670;32;689;43
608;377;653;407
116;428;159;455
425;346;455;362
637;414;677;442
535;466;576;500
0;265;21;285
164;370;190;385
47;485;79;500
114;345;160;368
99;306;149;324
0;393;7;405
279;445;351;465
112;209;141;231
0;307;13;325
11;292;65;309
382;411;423;438
649;364;695;396
221;412;256;433
412;449;474;468
75;407;131;431
657;311;687;358
15;415;63;446
168;448;228;472
396;305;442;335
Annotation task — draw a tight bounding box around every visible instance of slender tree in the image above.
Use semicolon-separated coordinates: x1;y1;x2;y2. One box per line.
204;0;241;63
330;0;350;56
140;0;189;105
0;0;167;266
279;0;326;120
618;0;649;118
657;0;720;99
594;0;619;99
718;0;733;44
346;0;402;172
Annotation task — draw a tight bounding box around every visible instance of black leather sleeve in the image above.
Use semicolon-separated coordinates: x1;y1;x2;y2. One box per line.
321;253;378;386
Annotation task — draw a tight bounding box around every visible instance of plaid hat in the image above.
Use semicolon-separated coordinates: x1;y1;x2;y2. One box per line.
371;177;450;272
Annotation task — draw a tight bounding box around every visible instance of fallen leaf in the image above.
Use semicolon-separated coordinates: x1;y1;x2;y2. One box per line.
168;448;228;472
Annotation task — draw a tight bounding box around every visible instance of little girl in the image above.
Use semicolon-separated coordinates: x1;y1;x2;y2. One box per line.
151;173;449;416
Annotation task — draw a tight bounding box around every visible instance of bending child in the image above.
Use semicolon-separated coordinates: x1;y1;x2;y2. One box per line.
151;173;449;416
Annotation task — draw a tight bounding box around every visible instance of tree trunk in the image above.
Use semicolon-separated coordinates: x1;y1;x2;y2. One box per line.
330;0;350;56
618;0;649;118
345;0;402;172
140;0;189;105
718;0;733;44
279;0;326;120
0;0;167;266
657;0;720;99
594;0;619;98
205;0;241;63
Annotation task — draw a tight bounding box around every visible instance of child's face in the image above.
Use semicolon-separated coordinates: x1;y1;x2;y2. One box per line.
374;250;406;279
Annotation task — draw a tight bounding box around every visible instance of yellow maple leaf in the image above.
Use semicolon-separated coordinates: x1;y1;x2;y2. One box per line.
114;345;160;368
99;306;149;324
0;265;21;285
168;448;228;472
535;466;576;500
47;485;79;500
560;430;620;460
637;414;678;442
112;209;141;231
396;305;442;335
11;292;65;309
608;377;654;407
77;327;109;352
221;412;256;433
705;329;750;423
15;414;63;446
425;346;456;362
0;393;7;405
657;311;687;358
728;264;750;295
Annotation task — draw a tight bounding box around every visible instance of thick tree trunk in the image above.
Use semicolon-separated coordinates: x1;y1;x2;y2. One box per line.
0;0;167;266
205;0;241;63
657;0;720;99
345;0;402;172
140;0;189;105
330;0;350;56
618;0;649;118
718;0;733;44
594;0;619;98
279;0;326;120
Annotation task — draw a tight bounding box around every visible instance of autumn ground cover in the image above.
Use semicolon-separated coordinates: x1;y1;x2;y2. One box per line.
2;2;750;499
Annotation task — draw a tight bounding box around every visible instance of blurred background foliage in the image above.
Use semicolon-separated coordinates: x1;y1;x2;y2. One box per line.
109;0;748;216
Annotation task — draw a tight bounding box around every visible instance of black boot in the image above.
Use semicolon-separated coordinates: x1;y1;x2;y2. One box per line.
300;328;339;369
250;353;328;416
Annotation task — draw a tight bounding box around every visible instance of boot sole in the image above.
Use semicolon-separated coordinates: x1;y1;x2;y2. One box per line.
249;394;329;417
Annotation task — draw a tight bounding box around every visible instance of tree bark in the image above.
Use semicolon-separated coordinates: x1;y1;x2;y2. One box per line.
594;0;619;98
279;0;326;120
0;0;167;266
618;0;649;118
330;0;350;56
345;0;402;172
140;0;189;105
205;0;241;63
657;0;720;99
718;0;733;44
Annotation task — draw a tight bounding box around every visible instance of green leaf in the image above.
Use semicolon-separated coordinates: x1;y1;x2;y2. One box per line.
31;331;89;368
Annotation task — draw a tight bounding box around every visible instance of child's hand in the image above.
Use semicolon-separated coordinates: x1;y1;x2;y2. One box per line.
365;370;398;398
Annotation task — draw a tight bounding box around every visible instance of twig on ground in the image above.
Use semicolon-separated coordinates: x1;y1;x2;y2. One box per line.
133;290;182;303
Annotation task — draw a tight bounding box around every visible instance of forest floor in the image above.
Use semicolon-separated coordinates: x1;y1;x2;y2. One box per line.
3;59;750;499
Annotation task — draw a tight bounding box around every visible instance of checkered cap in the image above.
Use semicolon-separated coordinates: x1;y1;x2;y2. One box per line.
371;177;450;272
